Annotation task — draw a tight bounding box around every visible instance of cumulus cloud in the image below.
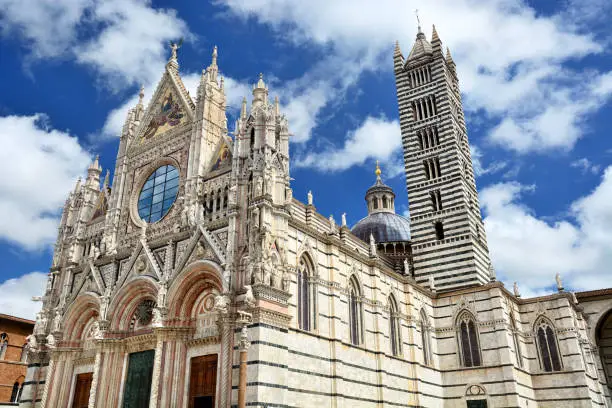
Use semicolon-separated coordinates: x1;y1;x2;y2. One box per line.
470;145;507;177
0;114;91;249
0;0;189;89
0;272;47;320
295;116;401;173
218;0;611;157
482;167;612;293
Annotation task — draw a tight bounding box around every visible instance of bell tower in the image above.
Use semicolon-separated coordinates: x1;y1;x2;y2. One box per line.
394;24;492;291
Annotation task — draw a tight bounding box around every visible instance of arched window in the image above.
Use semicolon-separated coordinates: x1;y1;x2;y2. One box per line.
10;382;19;402
457;311;481;367
250;128;255;149
0;333;8;360
20;343;27;363
510;313;523;368
297;255;316;331
382;196;388;209
373;199;378;210
535;318;562;372
348;276;364;346
389;295;401;356
434;221;444;240
420;309;432;365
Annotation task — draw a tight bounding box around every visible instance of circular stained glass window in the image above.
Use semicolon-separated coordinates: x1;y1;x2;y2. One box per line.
137;165;179;223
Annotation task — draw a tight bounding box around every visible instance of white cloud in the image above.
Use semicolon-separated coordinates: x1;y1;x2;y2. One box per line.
0;272;47;320
0;114;91;249
295;116;401;173
0;0;93;59
482;167;612;293
571;158;601;175
470;145;507;177
0;0;189;89
218;0;610;156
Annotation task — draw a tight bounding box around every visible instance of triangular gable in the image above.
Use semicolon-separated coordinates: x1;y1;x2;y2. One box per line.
90;190;108;222
207;137;233;174
134;67;195;144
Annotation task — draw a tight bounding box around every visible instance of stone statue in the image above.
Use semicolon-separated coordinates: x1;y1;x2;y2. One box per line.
255;177;263;197
51;310;62;333
264;169;272;195
244;285;256;308
488;262;496;281
100;285;112;320
90;320;102;340
34;312;47;336
157;282;168;309
429;275;436;292
403;258;410;274
239;325;250;350
307;190;313;206
513;282;521;298
341;213;347;227
252;265;262;284
223;266;232;291
329;215;336;233
179;196;189;226
369;233;376;256
214;294;230;314
252;207;260;228
46;334;56;348
555;273;564;292
26;335;37;353
169;38;183;60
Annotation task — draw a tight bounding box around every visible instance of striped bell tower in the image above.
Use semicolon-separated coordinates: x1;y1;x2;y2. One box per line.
394;23;492;291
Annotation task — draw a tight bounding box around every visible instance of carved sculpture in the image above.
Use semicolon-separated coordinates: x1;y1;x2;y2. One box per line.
214;294;230;314
244;285;256;308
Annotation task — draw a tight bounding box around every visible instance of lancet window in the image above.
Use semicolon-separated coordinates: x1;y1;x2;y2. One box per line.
389;295;401;356
510;314;523;368
420;309;432;365
297;254;316;331
535;318;562;372
348;276;364;346
423;157;441;180
457;311;481;367
431;190;442;211
411;95;437;121
417;127;440;150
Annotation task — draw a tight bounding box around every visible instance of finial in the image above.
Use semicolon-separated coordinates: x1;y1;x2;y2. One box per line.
274;95;280;115
103;170;110;189
431;24;440;43
415;9;422;32
138;85;145;103
375;160;382;178
212;45;218;65
255;73;266;89
240;96;247;119
169;38;183;61
555;273;564;292
220;75;224;90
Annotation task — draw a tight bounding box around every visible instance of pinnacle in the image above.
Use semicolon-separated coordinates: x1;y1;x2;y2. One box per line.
431;24;440;43
394;40;402;56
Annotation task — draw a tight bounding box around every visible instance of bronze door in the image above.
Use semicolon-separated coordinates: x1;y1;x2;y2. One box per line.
71;372;93;408
189;354;218;408
122;350;155;408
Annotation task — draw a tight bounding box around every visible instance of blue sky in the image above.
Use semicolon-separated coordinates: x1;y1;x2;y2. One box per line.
0;0;611;318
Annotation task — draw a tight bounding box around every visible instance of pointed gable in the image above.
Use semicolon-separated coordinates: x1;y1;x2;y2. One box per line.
207;136;233;174
136;64;195;143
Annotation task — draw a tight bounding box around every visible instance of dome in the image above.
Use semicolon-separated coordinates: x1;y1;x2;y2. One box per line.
352;212;411;243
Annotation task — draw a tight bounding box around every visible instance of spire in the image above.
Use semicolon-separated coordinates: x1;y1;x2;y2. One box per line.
240;96;247;119
252;73;268;108
394;40;405;73
220;75;224;91
208;45;219;83
446;47;455;64
406;15;433;64
88;155;101;172
431;24;440;43
103;170;110;190
138;85;144;104
394;40;402;57
74;177;82;195
274;95;280;116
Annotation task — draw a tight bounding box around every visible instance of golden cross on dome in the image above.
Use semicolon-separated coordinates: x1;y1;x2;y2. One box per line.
375;160;382;177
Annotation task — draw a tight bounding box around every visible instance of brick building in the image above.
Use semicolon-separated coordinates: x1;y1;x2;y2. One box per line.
0;314;33;406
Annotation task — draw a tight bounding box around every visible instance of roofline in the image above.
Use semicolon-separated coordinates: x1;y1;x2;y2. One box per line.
575;288;612;299
0;313;35;325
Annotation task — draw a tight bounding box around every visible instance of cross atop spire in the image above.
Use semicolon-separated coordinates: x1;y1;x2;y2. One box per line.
415;9;422;33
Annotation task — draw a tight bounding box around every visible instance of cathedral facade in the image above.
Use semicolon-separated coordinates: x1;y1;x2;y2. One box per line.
19;26;612;408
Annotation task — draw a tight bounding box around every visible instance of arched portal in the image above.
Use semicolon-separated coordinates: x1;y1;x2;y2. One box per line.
596;309;612;390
